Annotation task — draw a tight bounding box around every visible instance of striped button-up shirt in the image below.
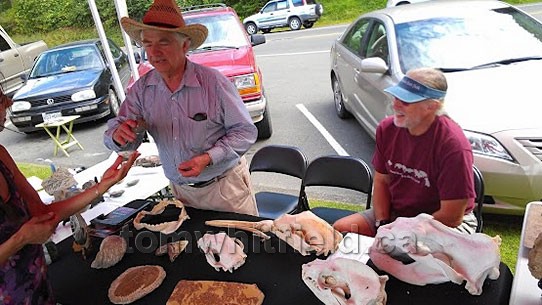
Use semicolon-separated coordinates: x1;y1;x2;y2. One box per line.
104;60;257;185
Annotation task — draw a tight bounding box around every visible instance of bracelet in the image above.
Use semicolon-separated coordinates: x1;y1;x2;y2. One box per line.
93;184;101;197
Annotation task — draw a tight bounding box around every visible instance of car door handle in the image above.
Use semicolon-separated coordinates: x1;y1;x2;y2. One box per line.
14;53;19;57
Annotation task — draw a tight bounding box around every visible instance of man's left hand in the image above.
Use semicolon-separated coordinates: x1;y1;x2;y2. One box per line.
178;153;212;177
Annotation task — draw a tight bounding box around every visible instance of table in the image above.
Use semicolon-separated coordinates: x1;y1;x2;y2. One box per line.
36;115;83;157
41;143;170;244
509;201;542;304
48;207;514;305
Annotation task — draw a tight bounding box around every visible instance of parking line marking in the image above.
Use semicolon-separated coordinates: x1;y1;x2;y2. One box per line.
296;103;349;156
257;50;329;57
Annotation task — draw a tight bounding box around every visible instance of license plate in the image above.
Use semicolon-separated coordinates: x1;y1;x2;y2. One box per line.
42;111;62;123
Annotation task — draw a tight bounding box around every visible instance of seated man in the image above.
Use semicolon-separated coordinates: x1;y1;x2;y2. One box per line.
333;67;477;236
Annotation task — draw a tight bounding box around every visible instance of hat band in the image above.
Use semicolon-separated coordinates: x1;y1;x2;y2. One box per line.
145;22;178;29
398;76;446;100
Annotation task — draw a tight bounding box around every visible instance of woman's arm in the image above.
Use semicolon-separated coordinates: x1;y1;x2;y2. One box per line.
0;212;57;265
45;152;140;221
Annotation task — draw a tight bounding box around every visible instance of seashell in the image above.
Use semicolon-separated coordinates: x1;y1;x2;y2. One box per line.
91;235;127;269
154;240;189;262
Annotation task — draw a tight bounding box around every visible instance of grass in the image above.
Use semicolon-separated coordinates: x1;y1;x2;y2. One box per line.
309;200;522;273
17;162;53;179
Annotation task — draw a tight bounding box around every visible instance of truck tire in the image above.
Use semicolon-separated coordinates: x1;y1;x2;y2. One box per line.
256;104;273;139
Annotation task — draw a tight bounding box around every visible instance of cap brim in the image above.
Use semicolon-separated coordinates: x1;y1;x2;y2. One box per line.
384;85;426;103
121;17;208;50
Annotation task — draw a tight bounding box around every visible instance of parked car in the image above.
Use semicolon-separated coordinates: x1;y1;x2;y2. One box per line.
0;25;48;97
243;0;323;34
10;38;131;132
330;0;542;214
131;4;272;139
386;0;429;7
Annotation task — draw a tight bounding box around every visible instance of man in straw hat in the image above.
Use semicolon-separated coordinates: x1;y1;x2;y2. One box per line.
333;67;477;235
104;0;259;216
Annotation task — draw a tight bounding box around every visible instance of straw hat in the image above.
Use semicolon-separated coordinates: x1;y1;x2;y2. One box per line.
121;0;208;50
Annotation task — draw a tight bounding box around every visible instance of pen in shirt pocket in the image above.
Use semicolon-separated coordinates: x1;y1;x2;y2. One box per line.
191;112;207;121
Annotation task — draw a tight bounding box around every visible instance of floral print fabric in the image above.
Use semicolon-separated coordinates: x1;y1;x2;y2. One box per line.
0;158;55;305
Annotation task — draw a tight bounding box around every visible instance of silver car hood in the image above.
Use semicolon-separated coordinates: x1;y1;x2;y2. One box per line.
443;60;542;134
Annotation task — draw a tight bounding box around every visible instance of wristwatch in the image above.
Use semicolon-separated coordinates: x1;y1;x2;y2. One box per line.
375;219;390;229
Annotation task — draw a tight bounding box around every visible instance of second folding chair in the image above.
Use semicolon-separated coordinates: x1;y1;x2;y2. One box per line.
300;155;373;225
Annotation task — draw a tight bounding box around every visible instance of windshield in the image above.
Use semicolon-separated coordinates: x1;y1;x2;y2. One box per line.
396;7;542;72
185;14;248;50
30;45;103;78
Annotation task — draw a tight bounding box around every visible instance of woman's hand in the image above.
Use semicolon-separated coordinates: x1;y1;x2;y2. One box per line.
17;212;57;245
100;151;140;189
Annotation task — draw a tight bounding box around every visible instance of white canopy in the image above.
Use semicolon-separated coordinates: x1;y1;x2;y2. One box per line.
87;0;140;102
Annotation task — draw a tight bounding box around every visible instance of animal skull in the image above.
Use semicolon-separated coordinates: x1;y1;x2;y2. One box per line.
302;258;388;305
197;232;247;273
133;199;189;234
369;213;501;295
205;211;343;256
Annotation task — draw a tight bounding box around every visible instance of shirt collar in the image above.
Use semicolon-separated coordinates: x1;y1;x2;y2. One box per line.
144;59;201;91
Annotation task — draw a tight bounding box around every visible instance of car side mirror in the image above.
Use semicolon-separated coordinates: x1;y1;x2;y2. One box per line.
360;57;389;74
251;34;266;46
20;74;28;82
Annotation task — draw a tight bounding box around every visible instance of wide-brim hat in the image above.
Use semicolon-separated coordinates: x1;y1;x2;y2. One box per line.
384;75;446;103
120;0;208;50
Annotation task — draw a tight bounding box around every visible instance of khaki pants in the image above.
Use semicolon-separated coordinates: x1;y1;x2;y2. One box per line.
170;157;258;216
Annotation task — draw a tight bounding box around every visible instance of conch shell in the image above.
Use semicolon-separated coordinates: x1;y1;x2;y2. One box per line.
91;235;127;269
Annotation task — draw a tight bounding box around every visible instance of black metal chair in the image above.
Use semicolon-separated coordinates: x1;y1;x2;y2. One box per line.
249;145;308;219
299;155;373;224
473;165;484;233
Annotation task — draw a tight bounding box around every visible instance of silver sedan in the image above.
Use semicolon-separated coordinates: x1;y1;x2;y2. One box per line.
330;0;542;214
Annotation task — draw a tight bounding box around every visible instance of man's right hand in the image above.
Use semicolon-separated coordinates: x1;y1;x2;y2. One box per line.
112;119;139;146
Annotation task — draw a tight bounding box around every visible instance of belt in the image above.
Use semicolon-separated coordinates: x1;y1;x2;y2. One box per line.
187;176;221;188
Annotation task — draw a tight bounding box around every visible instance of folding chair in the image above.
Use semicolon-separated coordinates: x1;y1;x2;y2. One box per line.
249;145;308;219
299;155;373;224
473;165;484;233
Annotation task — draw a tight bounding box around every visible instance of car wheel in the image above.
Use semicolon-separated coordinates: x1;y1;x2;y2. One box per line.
333;77;351;119
108;88;121;118
315;3;323;17
256;104;273;139
289;17;302;31
262;29;272;34
245;22;258;35
303;22;314;29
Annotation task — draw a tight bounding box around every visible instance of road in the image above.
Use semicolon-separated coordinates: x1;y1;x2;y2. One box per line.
2;3;541;204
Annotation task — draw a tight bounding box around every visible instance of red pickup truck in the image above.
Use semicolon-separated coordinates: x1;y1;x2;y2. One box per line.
131;4;272;139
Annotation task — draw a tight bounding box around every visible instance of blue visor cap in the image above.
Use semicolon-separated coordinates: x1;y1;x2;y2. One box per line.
384;75;446;103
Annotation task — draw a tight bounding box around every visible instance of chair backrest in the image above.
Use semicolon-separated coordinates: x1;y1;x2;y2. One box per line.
249;145;308;179
473;165;484;233
299;155;373;210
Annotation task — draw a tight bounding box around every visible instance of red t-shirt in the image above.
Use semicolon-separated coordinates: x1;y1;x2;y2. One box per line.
372;115;475;217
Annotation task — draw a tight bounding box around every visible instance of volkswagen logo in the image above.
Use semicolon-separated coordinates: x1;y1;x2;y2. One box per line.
46;98;54;105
